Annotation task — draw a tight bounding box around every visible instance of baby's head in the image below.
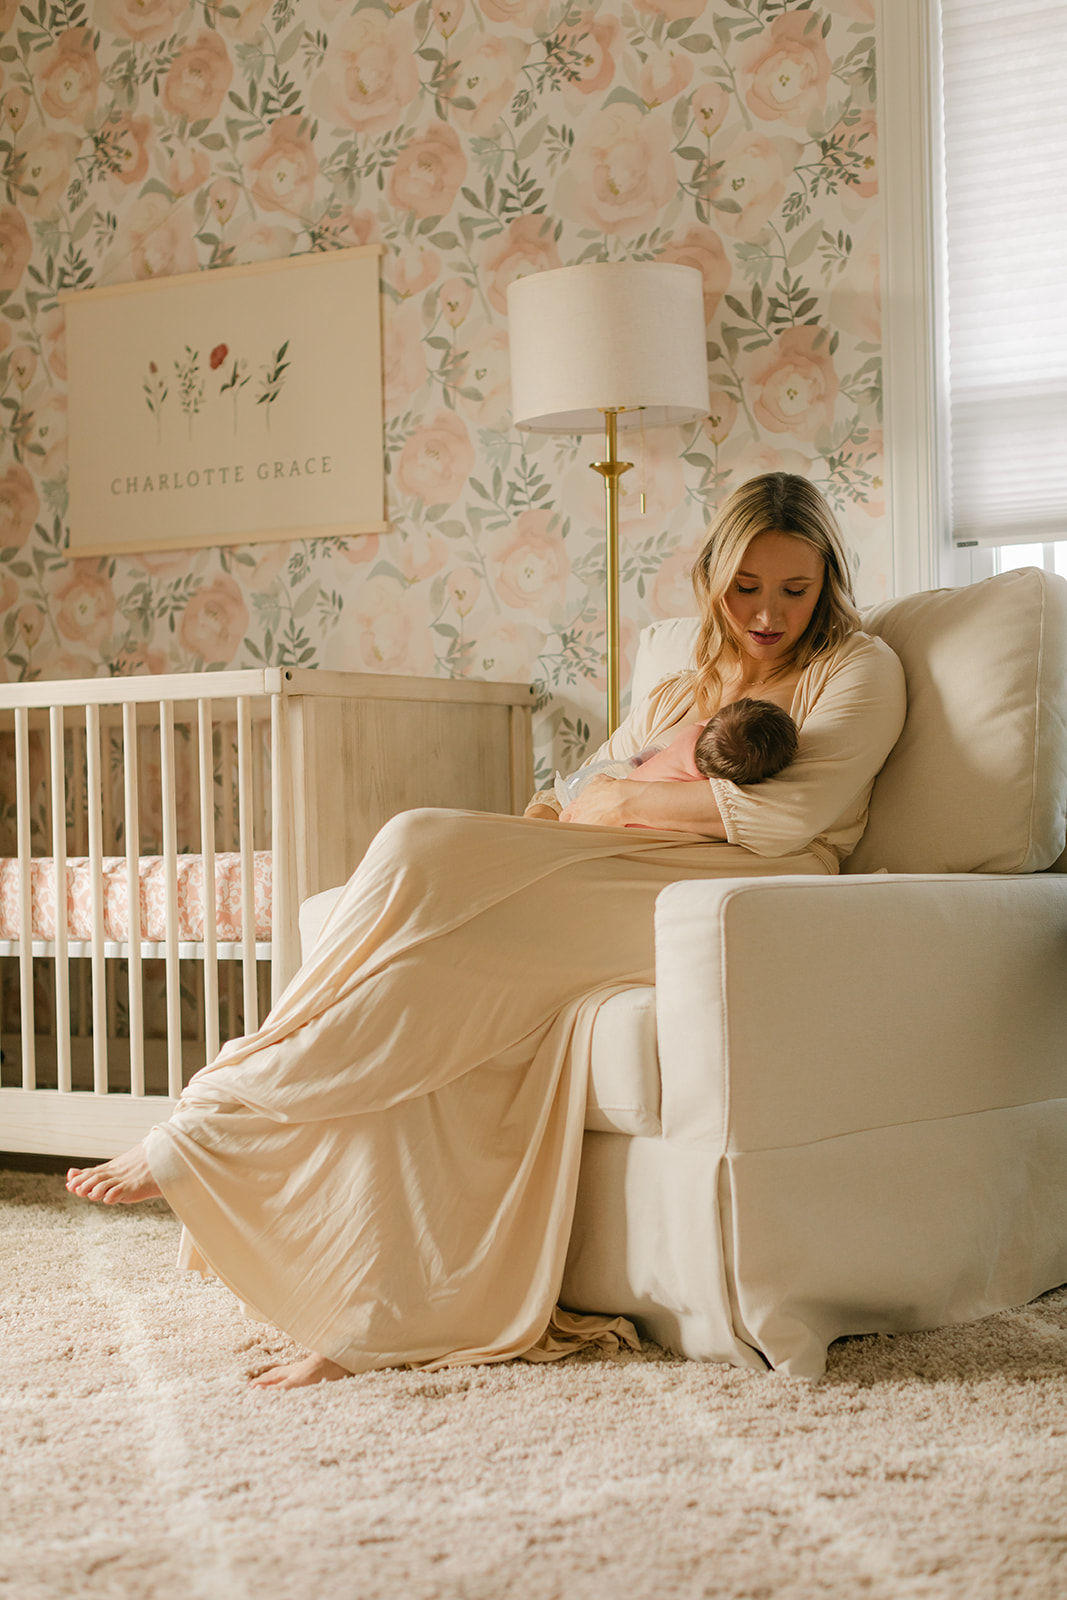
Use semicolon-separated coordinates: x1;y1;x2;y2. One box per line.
694;698;798;785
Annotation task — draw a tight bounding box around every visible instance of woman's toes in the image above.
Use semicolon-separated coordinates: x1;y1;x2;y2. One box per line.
65;1148;160;1205
249;1355;349;1390
70;1171;109;1201
249;1367;288;1389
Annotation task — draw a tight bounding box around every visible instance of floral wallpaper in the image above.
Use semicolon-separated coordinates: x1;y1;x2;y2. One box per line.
0;0;882;784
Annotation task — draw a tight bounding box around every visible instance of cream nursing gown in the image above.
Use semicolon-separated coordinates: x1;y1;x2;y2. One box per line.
145;630;906;1373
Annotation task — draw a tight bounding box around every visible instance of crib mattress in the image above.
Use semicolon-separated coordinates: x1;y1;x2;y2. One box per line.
0;853;272;944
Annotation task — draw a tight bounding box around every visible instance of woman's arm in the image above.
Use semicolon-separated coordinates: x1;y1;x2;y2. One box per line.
561;773;727;836
522;672;695;819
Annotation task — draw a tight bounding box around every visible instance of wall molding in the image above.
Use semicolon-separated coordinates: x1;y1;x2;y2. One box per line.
876;0;952;594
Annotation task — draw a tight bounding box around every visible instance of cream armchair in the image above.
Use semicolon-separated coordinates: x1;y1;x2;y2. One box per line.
301;568;1067;1377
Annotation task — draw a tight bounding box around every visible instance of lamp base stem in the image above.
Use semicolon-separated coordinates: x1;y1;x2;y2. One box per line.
590;410;634;735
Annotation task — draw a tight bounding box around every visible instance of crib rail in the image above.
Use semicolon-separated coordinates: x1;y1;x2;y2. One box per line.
0;668;289;709
0;939;273;961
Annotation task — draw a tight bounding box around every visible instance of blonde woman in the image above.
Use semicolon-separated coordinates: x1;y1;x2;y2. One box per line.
67;474;906;1389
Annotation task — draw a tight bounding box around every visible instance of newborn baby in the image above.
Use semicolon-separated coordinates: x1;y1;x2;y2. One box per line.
635;696;799;785
554;697;798;810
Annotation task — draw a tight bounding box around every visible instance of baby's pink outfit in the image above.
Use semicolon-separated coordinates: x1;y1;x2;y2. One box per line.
627;720;709;783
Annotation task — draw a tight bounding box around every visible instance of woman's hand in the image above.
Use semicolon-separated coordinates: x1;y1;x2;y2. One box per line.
563;774;729;837
560;775;632;827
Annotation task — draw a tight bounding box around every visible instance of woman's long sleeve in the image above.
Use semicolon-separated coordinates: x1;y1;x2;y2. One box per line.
708;633;906;861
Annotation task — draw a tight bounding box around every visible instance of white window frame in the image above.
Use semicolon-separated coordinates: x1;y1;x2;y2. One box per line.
876;0;982;593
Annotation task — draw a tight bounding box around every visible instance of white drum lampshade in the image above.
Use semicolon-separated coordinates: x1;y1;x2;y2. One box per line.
507;261;709;432
506;261;710;732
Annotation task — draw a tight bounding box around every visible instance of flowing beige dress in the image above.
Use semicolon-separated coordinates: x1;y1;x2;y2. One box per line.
145;631;906;1372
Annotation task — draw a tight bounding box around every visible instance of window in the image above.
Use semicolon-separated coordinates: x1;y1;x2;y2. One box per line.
995;542;1067;580
940;0;1067;560
878;0;1067;590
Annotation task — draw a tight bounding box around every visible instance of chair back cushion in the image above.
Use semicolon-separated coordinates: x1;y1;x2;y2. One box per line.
629;616;699;707
631;567;1067;875
848;567;1067;874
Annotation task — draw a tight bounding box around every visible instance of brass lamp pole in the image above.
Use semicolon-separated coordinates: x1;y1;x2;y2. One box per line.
590;409;634;733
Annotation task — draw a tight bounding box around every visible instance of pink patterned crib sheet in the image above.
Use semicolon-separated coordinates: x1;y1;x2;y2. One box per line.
0;853;272;943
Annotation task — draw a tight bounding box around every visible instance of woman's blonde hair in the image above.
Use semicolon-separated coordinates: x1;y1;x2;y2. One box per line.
690;472;860;712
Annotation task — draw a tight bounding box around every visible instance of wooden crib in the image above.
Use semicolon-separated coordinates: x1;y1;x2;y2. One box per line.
0;667;534;1159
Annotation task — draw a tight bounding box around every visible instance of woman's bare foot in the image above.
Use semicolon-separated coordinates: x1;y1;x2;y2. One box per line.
249;1355;350;1391
66;1144;161;1205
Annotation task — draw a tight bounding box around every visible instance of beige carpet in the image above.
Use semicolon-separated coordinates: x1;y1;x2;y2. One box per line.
2;1169;1066;1600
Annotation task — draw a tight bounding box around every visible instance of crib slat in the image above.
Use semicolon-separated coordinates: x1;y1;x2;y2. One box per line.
159;701;182;1099
14;707;35;1089
85;705;108;1095
270;691;296;1004
198;700;220;1063
71;722;88;1045
122;703;144;1097
219;722;238;1038
236;696;257;1035
102;723;118;1051
50;706;71;1095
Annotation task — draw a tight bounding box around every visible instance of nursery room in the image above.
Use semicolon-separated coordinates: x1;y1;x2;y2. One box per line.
2;0;1067;1596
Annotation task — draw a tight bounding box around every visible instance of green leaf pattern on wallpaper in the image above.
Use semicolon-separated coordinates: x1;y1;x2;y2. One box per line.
0;0;882;779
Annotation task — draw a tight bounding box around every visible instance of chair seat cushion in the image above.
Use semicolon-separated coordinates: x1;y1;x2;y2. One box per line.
586;986;662;1137
299;886;344;958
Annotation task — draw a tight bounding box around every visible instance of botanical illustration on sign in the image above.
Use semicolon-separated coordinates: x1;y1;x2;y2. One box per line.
141;340;290;439
0;0;884;784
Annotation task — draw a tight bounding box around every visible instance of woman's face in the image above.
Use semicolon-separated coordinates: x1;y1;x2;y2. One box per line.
721;531;825;669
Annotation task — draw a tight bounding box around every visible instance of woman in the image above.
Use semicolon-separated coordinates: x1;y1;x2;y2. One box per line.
67;474;906;1389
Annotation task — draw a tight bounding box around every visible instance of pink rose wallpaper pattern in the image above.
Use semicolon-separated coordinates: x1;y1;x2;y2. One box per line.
0;0;883;785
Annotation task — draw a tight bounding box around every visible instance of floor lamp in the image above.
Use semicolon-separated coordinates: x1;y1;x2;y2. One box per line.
507;261;710;732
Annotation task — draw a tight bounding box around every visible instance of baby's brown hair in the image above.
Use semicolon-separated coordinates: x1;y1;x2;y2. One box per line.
694;698;798;785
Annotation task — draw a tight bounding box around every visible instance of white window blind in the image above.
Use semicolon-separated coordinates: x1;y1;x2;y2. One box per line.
942;0;1067;548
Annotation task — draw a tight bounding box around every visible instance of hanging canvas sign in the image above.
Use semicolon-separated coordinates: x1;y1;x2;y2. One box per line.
60;244;386;557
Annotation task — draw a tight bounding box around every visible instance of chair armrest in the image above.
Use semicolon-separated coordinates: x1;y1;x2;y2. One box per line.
653;873;1067;1149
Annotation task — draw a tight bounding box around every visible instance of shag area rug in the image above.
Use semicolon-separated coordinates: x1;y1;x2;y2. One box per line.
2;1169;1066;1600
